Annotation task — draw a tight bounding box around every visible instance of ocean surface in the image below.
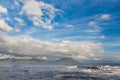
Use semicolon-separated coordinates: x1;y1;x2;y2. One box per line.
0;62;120;80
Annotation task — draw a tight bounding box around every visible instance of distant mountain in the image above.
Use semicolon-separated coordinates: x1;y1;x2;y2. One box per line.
51;57;80;65
0;57;80;65
0;58;45;62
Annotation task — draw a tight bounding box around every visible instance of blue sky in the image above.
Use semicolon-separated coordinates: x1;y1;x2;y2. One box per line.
0;0;120;62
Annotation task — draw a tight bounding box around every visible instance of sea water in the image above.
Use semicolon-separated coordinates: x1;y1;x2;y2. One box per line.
0;62;120;80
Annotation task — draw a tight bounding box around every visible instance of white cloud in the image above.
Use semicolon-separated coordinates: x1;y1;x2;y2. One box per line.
0;34;104;60
66;24;74;28
98;55;120;62
100;35;106;39
0;19;13;32
0;53;48;60
14;28;20;32
14;0;20;7
100;14;110;20
20;0;60;30
5;17;11;21
88;21;101;30
0;5;8;14
104;41;120;47
14;17;25;26
88;21;97;27
0;54;32;59
0;54;13;59
85;29;100;33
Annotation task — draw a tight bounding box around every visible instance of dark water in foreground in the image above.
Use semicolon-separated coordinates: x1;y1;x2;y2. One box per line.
0;62;120;80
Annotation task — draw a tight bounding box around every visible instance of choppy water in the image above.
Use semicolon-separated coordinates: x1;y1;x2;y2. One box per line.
0;62;120;80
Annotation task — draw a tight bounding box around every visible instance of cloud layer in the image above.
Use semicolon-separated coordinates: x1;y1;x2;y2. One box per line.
0;19;13;32
0;34;103;60
0;5;7;14
20;0;60;30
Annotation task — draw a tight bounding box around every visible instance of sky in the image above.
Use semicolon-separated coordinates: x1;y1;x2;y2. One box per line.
0;0;120;62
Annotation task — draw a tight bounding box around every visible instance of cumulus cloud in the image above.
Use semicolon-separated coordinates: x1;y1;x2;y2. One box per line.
20;0;60;30
0;34;104;60
0;19;13;32
0;5;8;14
100;14;110;20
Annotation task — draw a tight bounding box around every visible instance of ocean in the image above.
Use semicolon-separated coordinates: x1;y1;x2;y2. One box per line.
0;62;120;80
